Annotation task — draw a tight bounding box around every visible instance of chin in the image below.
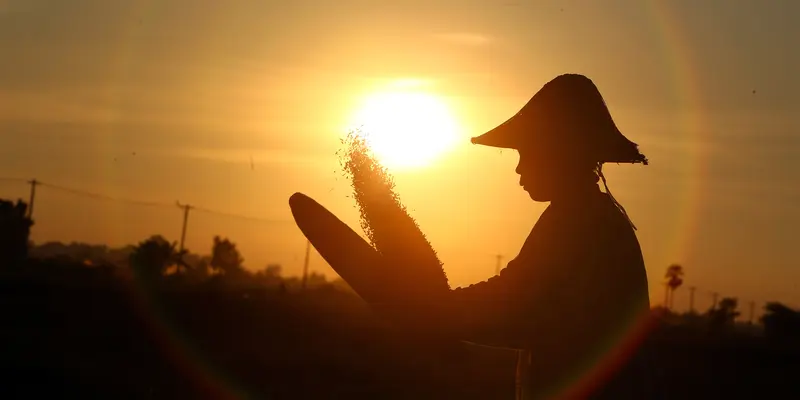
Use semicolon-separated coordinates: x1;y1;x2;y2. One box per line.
524;188;551;202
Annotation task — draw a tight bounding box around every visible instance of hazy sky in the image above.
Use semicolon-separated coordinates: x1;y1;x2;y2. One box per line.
1;0;798;312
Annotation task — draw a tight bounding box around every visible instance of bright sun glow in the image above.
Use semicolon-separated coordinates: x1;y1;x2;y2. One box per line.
348;90;460;170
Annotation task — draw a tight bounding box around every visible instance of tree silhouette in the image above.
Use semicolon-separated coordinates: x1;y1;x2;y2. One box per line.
184;253;211;281
664;264;684;310
30;241;118;266
760;302;800;342
254;263;283;286
708;297;740;330
210;236;245;277
264;264;282;278
129;235;180;281
0;199;34;268
305;271;328;288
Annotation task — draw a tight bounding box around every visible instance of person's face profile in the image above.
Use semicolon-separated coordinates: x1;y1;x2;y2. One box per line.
515;145;596;202
515;148;555;202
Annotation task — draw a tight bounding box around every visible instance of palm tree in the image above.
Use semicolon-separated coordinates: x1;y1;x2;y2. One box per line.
129;235;181;281
664;264;684;310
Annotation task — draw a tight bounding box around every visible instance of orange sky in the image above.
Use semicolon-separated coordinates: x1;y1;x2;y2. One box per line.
1;0;799;313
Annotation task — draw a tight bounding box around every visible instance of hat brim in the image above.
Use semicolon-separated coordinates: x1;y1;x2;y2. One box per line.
471;120;648;165
470;120;519;149
471;73;648;165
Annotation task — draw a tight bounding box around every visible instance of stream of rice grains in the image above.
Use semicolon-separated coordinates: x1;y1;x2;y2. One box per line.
338;131;450;308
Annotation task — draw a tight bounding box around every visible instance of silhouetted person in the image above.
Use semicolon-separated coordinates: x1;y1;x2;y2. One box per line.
446;74;652;399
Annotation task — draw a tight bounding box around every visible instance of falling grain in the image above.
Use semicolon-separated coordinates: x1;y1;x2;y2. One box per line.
338;130;450;301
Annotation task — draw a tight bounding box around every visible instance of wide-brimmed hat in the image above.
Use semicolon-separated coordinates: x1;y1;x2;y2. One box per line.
471;74;647;165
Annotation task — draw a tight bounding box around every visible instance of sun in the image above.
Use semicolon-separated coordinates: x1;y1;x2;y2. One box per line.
348;89;460;170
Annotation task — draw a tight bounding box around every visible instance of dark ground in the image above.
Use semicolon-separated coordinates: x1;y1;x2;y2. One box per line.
1;274;799;399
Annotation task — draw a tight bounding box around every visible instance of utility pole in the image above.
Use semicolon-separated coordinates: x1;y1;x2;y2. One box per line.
749;301;756;324
710;292;719;311
302;239;311;290
176;202;193;254
689;286;696;313
495;254;504;276
26;179;38;219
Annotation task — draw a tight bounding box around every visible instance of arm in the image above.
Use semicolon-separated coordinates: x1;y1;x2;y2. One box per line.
445;233;589;346
450;258;526;304
443;206;600;345
444;258;540;346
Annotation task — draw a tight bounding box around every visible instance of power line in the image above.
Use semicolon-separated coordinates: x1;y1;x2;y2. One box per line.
37;181;175;209
192;206;293;224
0;177;28;183
6;178;308;271
27;180;293;224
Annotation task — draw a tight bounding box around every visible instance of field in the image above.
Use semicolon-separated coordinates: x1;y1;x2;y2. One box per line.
1;266;798;399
